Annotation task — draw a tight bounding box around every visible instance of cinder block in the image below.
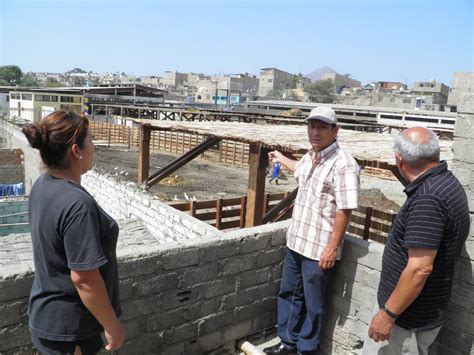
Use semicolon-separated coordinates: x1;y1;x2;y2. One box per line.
136;272;179;296
454;114;474;138
122;318;143;340
180;263;221;287
193;276;237;300
200;240;240;263
444;302;474;336
0;275;34;302
120;295;160;321
256;247;285;268
163;322;197;344
222;254;257;275
240;234;270;254
221;319;253;343
453;139;474;164
0;323;31;351
117;334;161;355
119;278;135;301
118;257;158;278
146;307;187;332
271;230;287;246
185;297;222;321
434;327;472;354
0;300;25;328
162;248;200;270
237;267;271;289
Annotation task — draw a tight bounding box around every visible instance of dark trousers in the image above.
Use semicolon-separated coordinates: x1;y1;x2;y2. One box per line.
277;249;335;352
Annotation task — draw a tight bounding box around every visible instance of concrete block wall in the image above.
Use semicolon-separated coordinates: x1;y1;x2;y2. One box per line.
0;219;288;354
430;112;474;355
81;170;219;243
0;149;24;184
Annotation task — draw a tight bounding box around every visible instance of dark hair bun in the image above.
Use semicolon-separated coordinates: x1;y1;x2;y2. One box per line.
22;124;43;150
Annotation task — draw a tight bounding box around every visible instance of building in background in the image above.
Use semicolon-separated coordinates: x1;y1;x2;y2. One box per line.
258;68;297;97
162;71;188;88
448;72;474;112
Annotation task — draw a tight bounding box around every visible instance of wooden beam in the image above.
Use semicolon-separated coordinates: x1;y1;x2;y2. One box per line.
138;124;151;183
262;187;299;224
146;136;221;188
245;143;270;227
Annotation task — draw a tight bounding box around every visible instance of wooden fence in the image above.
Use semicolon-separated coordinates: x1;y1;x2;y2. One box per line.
89;121;250;167
170;192;396;244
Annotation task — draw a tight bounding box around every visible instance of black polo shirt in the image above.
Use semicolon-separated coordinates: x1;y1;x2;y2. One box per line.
378;161;470;330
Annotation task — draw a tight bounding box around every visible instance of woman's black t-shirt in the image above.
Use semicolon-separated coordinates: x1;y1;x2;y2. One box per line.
28;173;120;341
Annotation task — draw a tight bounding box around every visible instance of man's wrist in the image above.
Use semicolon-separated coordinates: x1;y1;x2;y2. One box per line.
381;304;398;320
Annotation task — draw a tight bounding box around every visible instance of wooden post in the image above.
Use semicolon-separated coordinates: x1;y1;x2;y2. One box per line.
138;124;151;184
239;195;247;228
215;199;222;230
363;207;373;240
245;143;269;227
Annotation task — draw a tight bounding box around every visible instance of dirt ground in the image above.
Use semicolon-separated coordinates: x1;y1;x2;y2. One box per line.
92;144;403;212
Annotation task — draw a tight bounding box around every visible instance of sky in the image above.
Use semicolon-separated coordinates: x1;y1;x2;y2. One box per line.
0;0;473;86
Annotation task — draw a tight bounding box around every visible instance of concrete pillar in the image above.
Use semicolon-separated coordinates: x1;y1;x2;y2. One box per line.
431;98;474;354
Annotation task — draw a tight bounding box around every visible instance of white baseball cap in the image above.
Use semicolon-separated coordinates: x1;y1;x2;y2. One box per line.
305;106;337;124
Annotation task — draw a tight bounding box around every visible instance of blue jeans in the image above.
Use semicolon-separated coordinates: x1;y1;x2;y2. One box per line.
277;249;335;352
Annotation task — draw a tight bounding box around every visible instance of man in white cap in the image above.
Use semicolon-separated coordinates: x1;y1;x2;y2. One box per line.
264;106;360;355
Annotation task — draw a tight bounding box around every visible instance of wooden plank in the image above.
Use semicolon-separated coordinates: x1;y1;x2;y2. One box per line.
191;200;215;209
220;220;241;229
194;211;217;221
268;192;287;201
221;197;243;207
221;209;241;218
169;202;189;211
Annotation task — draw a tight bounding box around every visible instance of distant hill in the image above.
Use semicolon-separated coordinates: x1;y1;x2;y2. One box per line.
305;66;338;82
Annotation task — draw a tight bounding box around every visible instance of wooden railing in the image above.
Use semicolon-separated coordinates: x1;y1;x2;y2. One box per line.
170;192;396;243
170;192;289;230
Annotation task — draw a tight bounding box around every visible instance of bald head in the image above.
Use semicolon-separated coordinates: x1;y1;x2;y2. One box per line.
394;127;440;167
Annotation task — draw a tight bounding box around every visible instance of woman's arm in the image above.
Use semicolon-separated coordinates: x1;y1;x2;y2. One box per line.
71;269;125;351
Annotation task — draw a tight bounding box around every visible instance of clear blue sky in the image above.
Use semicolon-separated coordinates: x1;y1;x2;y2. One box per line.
1;0;472;86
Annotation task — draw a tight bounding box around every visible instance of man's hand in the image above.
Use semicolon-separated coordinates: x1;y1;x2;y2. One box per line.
268;150;284;164
104;321;125;351
318;246;337;270
368;309;395;342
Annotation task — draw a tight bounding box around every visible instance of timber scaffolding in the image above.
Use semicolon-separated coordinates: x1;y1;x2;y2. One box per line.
93;119;452;229
88;119;451;242
91;103;412;134
89;102;455;138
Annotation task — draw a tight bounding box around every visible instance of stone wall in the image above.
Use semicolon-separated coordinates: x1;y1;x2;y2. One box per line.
0;148;24;185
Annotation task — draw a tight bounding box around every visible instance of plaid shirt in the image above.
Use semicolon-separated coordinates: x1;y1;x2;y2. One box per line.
287;140;360;261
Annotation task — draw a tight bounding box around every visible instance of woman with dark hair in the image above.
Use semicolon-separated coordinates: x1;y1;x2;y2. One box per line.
22;110;125;355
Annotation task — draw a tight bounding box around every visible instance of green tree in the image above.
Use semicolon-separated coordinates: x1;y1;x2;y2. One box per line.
303;79;335;103
0;65;23;85
45;77;63;87
20;74;40;87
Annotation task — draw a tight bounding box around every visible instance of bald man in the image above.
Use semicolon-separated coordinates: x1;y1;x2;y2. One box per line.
362;127;470;355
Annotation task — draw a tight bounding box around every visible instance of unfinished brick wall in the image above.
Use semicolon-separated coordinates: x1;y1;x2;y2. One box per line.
0;149;24;184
